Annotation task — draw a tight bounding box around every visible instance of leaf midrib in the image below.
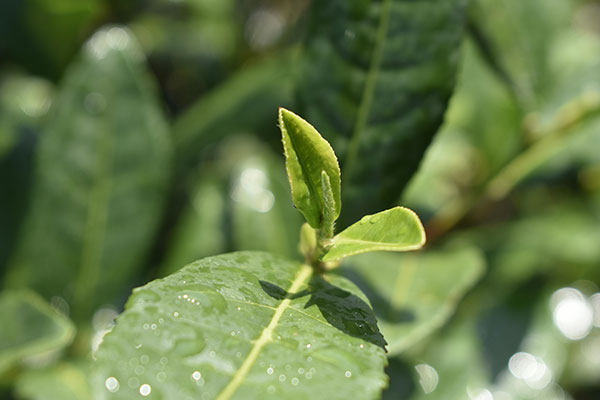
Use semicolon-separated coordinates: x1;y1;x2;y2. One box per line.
215;264;313;400
285;124;323;218
342;0;393;178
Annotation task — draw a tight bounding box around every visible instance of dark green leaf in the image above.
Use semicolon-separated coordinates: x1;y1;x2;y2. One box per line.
341;245;484;354
0;290;75;375
5;27;171;318
94;252;387;399
297;0;467;226
321;207;425;262
279;108;341;229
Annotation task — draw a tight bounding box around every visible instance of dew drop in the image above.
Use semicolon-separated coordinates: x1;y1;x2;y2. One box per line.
267;367;274;375
298;368;305;374
156;372;167;382
291;377;299;386
105;377;119;392
279;374;286;382
139;383;151;396
192;371;202;381
345;371;352;378
306;343;311;349
135;366;145;375
267;386;276;394
173;312;179;317
140;355;149;365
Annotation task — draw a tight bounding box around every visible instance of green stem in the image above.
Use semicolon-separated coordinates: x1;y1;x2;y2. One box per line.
426;91;600;241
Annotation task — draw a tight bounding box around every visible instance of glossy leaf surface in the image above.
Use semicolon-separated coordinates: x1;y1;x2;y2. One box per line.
0;290;75;375
297;0;467;226
279;108;341;228
321;207;425;262
6;27;171;318
341;245;484;354
94;252;387;399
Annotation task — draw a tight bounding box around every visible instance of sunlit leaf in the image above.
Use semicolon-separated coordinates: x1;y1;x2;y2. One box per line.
0;290;75;375
279;108;341;229
5;26;171;318
341;245;485;355
94;252;387;400
297;0;467;226
321;207;425;262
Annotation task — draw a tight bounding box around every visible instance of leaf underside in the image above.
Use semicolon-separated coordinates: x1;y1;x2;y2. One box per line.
298;0;467;226
321;206;425;262
93;252;387;400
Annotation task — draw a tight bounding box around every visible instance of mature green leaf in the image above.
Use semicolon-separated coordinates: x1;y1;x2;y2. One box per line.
94;252;387;400
321;207;425;262
341;245;485;355
297;0;467;226
279;108;341;228
15;362;92;400
0;290;75;375
5;27;171;318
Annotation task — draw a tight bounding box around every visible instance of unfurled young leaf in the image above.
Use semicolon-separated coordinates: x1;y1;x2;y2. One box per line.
321;207;426;262
279;108;341;229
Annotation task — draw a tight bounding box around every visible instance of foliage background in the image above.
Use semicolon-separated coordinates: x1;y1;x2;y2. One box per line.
1;0;600;399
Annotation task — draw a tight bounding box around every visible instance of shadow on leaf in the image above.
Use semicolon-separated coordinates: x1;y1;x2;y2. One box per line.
259;276;387;349
341;268;416;324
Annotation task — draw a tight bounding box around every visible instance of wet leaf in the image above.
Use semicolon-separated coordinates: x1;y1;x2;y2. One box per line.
297;0;467;226
93;252;387;400
0;290;75;375
341;245;485;354
5;27;171;318
279;108;341;229
321;207;425;262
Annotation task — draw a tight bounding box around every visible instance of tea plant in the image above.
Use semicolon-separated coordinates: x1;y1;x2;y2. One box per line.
2;0;600;399
91;108;425;399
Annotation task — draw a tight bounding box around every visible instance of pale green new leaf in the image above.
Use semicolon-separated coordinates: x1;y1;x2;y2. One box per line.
321;207;425;262
0;290;75;375
341;246;485;355
279;108;341;228
93;252;387;400
5;27;171;318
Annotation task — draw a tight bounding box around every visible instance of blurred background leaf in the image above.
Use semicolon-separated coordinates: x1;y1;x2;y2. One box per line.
296;0;467;226
5;27;171;321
